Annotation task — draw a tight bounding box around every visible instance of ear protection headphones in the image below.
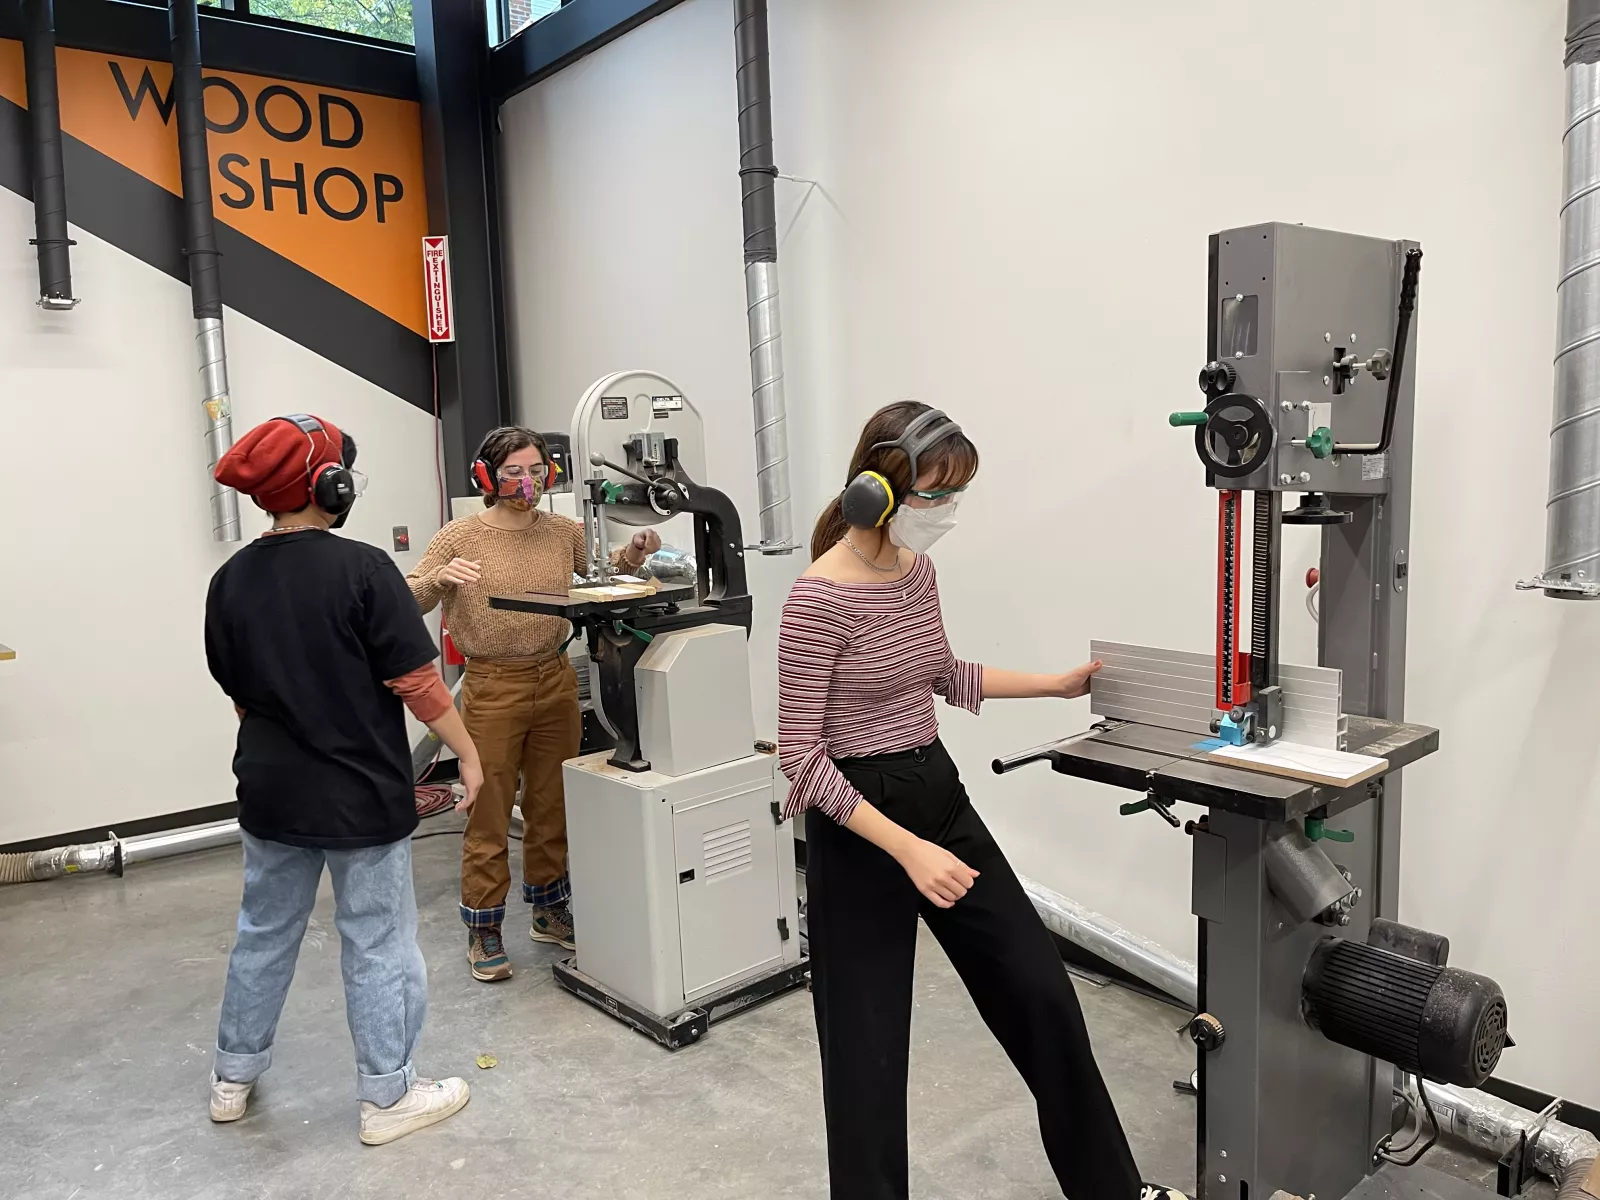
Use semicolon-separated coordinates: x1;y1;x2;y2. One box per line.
839;408;963;529
471;431;561;497
277;413;357;516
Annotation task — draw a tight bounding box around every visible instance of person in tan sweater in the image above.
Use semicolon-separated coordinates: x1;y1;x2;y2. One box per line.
408;426;659;981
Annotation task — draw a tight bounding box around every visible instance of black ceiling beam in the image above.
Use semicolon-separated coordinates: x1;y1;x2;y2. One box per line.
0;0;418;99
414;0;510;489
490;0;687;102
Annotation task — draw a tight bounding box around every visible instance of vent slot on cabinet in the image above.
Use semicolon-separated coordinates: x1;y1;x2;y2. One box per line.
703;820;753;880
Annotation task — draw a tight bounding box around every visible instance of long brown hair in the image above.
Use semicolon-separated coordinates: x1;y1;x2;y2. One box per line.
810;401;979;560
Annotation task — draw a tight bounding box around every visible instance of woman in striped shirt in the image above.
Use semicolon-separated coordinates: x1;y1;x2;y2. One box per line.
779;402;1186;1200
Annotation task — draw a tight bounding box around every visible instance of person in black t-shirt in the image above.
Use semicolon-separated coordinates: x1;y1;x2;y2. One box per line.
203;414;485;1147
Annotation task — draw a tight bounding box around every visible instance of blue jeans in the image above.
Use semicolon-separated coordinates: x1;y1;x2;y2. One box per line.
213;832;428;1108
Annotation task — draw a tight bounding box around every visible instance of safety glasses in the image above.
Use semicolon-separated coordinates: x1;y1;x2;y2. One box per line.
906;484;967;507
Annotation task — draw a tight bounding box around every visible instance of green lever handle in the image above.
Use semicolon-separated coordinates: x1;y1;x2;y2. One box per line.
1169;411;1209;428
1305;816;1354;843
1120;799;1152;816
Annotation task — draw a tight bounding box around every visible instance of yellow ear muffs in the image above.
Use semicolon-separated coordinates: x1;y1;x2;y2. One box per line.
840;470;897;529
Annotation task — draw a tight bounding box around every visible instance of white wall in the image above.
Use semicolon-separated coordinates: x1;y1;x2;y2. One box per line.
0;189;443;846
496;0;1597;1099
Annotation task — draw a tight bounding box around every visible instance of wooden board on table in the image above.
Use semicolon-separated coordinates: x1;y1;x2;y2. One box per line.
1208;739;1387;787
567;580;658;603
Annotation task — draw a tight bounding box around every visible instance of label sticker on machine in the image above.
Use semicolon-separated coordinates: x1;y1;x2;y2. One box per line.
651;395;684;417
600;397;629;420
1361;453;1388;481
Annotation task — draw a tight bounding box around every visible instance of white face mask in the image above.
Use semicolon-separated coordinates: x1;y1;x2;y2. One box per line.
887;498;961;553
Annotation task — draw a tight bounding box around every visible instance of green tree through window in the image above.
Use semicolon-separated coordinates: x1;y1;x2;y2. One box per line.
199;0;414;46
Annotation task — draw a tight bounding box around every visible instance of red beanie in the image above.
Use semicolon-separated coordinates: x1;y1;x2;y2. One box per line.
216;416;345;513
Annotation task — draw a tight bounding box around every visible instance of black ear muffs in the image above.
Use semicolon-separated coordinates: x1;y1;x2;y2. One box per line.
841;471;897;529
838;408;964;529
278;413;355;516
310;460;356;515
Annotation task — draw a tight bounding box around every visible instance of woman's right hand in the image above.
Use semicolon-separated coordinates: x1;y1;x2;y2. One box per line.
893;837;978;908
437;557;482;587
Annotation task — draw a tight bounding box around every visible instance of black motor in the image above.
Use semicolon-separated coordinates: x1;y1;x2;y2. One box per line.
1302;936;1507;1088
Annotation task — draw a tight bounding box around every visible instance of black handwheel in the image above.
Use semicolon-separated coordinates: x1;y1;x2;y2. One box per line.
1196;392;1274;479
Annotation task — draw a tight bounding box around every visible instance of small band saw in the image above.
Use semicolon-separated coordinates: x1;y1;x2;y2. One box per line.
490;370;806;1049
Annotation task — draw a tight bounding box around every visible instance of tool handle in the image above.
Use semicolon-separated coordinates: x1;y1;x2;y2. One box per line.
991;744;1056;775
1169;411;1208;428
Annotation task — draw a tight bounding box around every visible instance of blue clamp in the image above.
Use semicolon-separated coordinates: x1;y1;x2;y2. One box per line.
1218;712;1249;746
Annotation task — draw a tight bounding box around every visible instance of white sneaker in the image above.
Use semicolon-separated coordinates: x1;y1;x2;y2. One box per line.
358;1077;470;1146
209;1073;254;1123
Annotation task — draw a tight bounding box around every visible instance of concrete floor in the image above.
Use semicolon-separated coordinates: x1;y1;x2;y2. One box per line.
1;824;1543;1200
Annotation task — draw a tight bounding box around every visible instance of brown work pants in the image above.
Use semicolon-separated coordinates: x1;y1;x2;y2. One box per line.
457;655;581;927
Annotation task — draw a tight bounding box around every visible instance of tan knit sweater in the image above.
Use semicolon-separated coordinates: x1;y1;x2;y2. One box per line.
408;511;622;660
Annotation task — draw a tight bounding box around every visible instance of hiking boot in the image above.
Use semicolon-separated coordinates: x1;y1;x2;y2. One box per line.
209;1073;253;1123
359;1077;470;1146
467;927;513;982
529;903;575;950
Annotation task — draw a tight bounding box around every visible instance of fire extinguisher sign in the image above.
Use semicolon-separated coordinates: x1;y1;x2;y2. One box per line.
422;235;455;344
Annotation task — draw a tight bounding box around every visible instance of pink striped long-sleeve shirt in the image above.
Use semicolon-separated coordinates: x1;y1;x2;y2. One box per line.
777;554;982;823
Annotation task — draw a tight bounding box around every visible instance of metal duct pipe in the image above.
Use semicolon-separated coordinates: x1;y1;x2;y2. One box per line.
734;0;794;554
170;0;240;544
22;0;75;310
1525;1;1600;598
0;818;240;884
1019;876;1200;1011
1421;1081;1600;1189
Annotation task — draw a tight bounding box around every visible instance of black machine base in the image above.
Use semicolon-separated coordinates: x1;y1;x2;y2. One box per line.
551;956;810;1051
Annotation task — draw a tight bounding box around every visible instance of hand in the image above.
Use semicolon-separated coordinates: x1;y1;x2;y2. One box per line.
625;529;662;567
893;837;979;909
1046;659;1103;699
456;758;484;813
437;557;482;587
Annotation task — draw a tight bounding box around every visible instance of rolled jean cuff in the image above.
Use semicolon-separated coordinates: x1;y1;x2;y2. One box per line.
357;1059;416;1108
523;876;571;908
459;902;507;929
214;1044;271;1085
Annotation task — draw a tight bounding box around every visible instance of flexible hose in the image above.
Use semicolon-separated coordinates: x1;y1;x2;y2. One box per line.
0;852;30;884
1557;1157;1597;1198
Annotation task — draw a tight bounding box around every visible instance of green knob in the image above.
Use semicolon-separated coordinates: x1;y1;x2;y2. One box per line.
1306;426;1334;459
1169;411;1208;428
1305;817;1354;843
600;480;625;503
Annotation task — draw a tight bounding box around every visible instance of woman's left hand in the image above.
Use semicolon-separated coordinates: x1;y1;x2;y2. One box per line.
1045;660;1103;699
626;529;662;567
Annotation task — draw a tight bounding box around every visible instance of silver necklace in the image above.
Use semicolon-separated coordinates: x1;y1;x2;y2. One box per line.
843;534;899;574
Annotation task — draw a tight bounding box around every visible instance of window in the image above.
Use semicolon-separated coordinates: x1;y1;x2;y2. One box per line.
198;0;415;47
495;0;566;44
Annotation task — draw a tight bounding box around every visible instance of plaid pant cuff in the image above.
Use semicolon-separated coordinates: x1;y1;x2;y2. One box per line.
522;877;572;908
459;903;507;929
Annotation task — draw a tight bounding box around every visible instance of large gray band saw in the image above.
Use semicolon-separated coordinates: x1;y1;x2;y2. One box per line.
996;224;1511;1200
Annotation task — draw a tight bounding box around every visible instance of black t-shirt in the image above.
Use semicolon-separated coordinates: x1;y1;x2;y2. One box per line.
204;530;438;849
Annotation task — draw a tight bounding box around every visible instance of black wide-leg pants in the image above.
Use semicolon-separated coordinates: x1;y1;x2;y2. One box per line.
804;739;1143;1200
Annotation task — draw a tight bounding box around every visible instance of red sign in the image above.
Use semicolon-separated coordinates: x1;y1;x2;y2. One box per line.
422;235;455;343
